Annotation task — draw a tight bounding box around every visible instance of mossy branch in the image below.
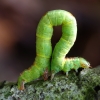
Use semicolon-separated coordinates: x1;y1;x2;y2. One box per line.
0;66;100;100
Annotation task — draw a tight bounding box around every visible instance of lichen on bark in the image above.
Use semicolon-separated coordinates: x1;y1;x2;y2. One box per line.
0;66;100;100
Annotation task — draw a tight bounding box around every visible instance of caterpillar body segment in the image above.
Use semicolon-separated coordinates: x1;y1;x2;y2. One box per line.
63;57;90;75
51;57;90;80
18;63;49;90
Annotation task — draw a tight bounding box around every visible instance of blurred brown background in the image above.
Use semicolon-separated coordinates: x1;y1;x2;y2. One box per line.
0;0;100;82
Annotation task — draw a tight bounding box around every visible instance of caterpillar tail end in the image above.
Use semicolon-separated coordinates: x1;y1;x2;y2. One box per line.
18;76;25;90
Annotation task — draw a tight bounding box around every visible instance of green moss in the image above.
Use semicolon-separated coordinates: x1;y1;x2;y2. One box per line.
0;67;100;100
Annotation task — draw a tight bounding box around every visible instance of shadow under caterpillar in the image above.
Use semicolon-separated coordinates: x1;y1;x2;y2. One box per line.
18;10;91;90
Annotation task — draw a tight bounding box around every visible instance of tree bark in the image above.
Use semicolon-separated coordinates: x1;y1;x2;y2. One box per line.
0;66;100;100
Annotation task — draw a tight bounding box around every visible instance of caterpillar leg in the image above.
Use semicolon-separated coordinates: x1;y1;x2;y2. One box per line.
19;81;25;90
51;73;55;80
43;69;49;80
18;78;25;90
66;72;68;76
75;69;78;72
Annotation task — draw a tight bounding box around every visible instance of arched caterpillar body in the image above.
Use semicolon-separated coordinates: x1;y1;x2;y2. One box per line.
18;10;90;90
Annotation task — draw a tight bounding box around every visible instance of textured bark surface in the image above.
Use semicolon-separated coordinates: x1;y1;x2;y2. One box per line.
0;66;100;100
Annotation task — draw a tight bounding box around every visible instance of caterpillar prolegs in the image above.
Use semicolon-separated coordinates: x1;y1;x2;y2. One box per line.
51;57;90;79
18;10;90;90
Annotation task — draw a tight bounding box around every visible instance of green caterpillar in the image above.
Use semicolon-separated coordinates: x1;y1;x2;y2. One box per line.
18;10;90;90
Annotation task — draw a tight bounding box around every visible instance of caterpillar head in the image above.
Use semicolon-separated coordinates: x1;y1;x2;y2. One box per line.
80;58;91;68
